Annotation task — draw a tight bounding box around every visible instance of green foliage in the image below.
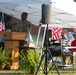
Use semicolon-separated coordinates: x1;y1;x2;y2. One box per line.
0;12;12;29
19;49;40;73
0;12;11;23
0;47;12;66
5;22;11;29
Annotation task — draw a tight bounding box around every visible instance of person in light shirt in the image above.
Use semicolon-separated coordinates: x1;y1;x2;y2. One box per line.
59;29;70;65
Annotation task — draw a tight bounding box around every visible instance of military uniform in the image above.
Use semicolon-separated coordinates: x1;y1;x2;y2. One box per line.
17;20;31;34
17;20;32;46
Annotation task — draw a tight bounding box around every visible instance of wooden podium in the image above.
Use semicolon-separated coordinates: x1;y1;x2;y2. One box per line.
0;32;26;69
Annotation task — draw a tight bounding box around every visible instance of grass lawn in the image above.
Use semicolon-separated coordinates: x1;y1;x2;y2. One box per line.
0;69;76;75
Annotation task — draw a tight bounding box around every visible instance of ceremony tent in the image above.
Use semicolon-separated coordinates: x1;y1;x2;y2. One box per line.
0;0;76;28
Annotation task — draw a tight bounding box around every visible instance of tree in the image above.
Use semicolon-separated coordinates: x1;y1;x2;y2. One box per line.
0;12;12;29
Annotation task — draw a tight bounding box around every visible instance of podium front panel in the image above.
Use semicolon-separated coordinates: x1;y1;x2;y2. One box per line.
0;32;26;41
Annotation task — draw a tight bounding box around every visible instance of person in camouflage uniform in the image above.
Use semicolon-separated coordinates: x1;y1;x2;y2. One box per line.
17;12;32;46
17;12;32;36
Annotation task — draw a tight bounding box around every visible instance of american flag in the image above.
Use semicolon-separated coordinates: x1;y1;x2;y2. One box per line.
0;22;5;31
73;28;76;32
48;27;63;40
0;13;5;31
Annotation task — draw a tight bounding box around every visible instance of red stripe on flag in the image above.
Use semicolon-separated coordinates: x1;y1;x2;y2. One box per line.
0;22;5;31
48;27;63;40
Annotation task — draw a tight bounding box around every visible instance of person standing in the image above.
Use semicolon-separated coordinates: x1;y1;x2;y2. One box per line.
17;12;32;46
17;12;33;70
